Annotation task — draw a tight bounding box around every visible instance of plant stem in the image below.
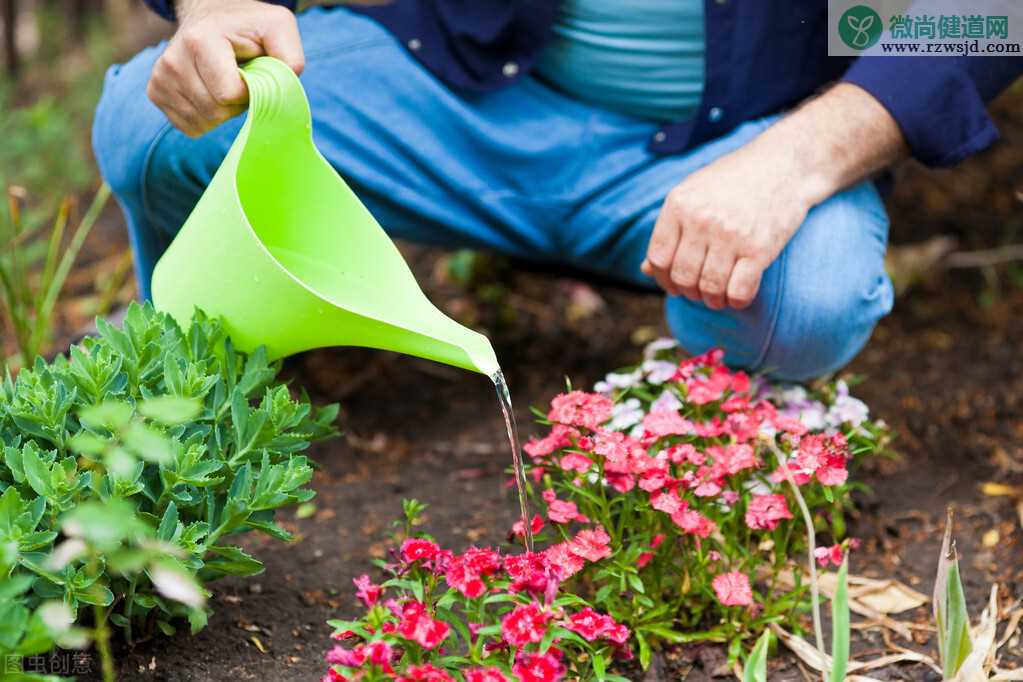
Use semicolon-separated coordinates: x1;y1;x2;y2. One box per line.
767;440;826;682
93;603;116;682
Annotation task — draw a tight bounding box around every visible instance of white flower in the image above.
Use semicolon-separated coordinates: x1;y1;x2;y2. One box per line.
651;390;682;414
642;360;678;385
38;601;73;633
608;398;644;431
643;337;679;360
151;564;206;609
45;539;87;571
594;369;643;394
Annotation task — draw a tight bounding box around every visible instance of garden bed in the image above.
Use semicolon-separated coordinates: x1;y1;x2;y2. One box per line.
72;251;1023;681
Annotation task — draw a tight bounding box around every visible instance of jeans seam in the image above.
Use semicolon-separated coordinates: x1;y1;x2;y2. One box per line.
751;245;788;371
302;37;393;61
139;121;177;234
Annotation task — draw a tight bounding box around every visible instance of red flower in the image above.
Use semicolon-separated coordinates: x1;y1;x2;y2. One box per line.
504;552;552;594
398;601;450;650
547;391;612;430
322;669;347;682
325;645;363;667
568;527;612;562
396;663;455;681
512;651;566;682
401;538;440;563
745;494;794;531
501;602;550;646
465;667;510;682
352;574;381;607
446;560;487;598
712;571;753;606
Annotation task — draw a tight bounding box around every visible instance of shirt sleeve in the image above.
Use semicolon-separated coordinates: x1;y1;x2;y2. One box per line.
142;0;297;22
842;55;1022;167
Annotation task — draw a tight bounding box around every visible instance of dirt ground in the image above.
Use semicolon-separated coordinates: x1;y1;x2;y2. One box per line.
68;90;1023;681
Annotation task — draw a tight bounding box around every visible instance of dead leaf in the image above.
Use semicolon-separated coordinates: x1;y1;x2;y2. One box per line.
250;635;268;653
885;236;958;296
982;529;1001;548
952;586;999;682
981;482;1023;497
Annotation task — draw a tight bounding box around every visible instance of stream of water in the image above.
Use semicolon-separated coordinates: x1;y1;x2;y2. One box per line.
492;370;534;553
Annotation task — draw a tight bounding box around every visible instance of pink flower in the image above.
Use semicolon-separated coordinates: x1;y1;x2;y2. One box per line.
712;571;753;606
512;651;566;682
524;424;578;459
745;494;794;531
512;514;545;538
568;527;612;562
398;601;450;649
542;490;589;524
401;538;440;563
501;602;550;646
686;366;733;404
650;489;683;515
361;640;394;666
543;541;586;580
814;544;845;567
547;391;612;430
721;490;740;505
352;574;381;607
325;645;364;667
558;451;594;473
641;409;693;437
670;508;716;538
396;664;455;681
564;607;630;644
720;443;758;475
465;668;510;682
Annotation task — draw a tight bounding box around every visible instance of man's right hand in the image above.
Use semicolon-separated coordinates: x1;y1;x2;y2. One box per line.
147;0;305;138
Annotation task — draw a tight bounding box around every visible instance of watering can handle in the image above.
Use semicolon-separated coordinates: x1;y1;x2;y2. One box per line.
239;57;312;134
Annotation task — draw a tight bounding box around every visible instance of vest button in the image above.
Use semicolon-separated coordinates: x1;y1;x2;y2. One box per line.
502;62;520;77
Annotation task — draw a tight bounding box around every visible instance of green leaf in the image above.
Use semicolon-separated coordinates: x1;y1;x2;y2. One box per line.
744;630;771;682
830;557;850;682
122;422;174;464
158;502;179;542
140;396;201;426
79;400;133;430
203;545;264;577
20;446;52;499
636;630;652;670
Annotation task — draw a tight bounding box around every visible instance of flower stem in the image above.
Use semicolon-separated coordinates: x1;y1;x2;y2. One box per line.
93;603;115;682
767;440;826;682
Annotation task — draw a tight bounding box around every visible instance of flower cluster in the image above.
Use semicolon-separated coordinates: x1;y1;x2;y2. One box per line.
516;341;887;663
324;509;631;682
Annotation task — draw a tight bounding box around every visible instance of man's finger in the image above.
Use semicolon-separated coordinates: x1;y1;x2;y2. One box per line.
261;8;305;74
646;208;682;295
670;231;706;301
725;258;764;309
698;245;735;310
193;37;248;113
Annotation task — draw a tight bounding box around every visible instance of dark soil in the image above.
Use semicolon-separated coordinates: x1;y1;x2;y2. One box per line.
75;90;1023;681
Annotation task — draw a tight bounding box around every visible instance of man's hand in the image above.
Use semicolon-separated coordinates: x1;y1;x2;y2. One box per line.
147;0;305;138
641;83;907;310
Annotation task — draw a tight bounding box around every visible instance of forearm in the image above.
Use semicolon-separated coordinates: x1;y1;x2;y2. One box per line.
742;82;908;209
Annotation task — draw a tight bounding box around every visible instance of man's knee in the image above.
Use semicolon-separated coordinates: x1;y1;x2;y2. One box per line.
92;44;168;201
760;185;894;380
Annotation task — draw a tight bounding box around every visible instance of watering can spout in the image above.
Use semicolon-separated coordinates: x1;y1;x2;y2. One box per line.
150;57;500;377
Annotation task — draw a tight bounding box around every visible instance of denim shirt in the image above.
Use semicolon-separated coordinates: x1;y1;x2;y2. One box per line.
142;0;1022;167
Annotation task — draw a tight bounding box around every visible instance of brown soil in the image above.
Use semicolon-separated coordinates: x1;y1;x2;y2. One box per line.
70;90;1023;681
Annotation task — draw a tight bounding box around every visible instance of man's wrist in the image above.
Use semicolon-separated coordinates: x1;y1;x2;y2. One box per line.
174;0;211;23
751;83;907;209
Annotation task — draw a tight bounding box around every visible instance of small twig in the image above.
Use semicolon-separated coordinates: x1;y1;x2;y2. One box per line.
945;244;1023;269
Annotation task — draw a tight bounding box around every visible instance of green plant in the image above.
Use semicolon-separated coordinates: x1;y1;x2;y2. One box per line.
1;184;111;370
0;303;338;653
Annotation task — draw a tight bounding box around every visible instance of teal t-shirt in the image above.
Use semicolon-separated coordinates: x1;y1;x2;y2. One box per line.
534;0;706;123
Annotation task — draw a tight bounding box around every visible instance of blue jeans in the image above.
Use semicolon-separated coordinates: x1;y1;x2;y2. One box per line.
92;7;893;381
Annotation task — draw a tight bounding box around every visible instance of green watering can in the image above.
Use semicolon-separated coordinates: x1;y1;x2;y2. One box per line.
151;57;499;377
